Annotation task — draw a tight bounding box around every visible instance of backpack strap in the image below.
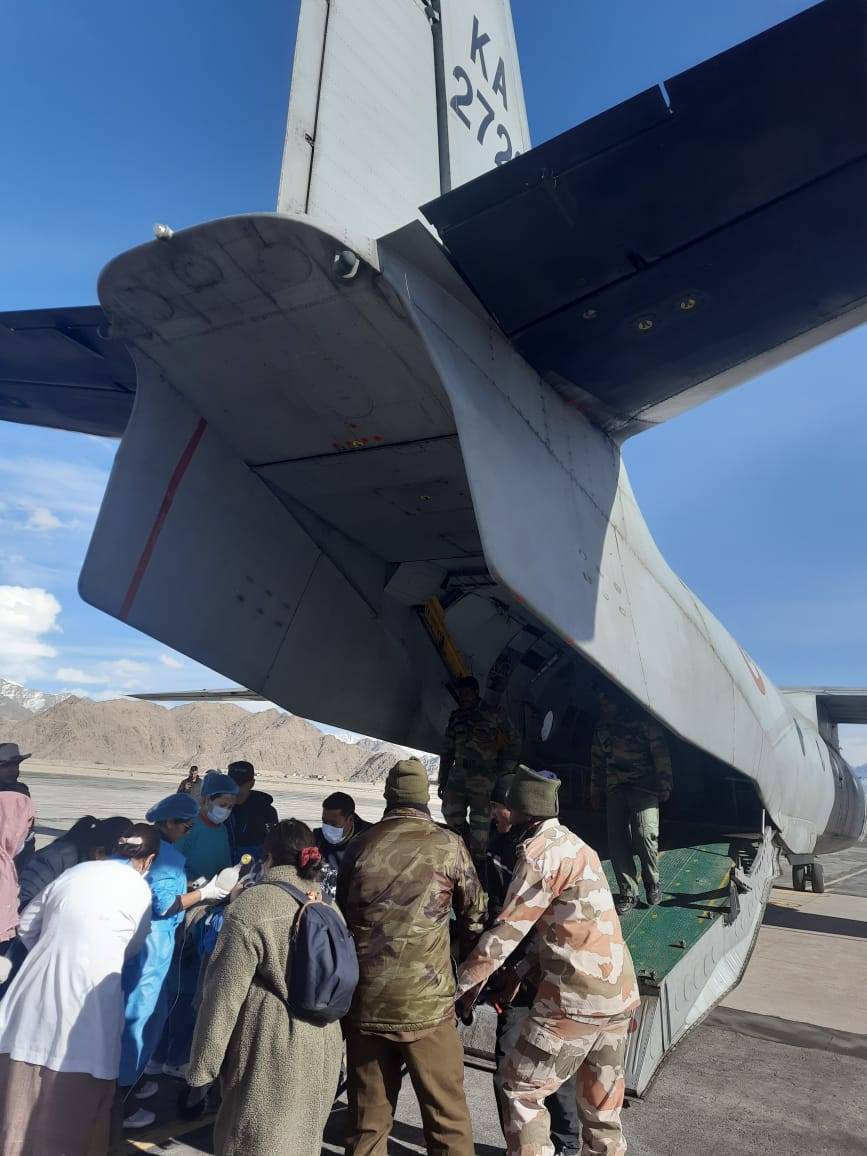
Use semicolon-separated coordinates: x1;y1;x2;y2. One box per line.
257;879;312;905
256;879;331;939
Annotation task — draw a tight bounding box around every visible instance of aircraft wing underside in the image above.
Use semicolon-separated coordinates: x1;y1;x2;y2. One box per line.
0;305;134;437
423;0;867;438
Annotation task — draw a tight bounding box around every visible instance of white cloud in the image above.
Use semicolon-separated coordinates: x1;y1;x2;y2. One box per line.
102;658;149;689
838;725;867;769
0;457;109;536
0;552;77;590
0;585;62;681
22;507;64;533
92;688;134;702
159;654;184;670
55;666;107;685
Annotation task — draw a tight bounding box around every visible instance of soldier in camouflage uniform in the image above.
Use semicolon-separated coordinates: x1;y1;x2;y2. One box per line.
439;675;521;861
337;757;486;1156
457;766;640;1156
591;687;673;914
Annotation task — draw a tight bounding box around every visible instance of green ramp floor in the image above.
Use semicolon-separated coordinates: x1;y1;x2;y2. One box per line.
604;842;738;984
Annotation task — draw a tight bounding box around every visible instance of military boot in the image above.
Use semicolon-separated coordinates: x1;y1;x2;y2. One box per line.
614;893;638;915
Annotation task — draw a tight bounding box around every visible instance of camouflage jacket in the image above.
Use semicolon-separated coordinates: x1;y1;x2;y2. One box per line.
590;717;673;796
439;700;521;782
336;807;486;1032
457;819;640;1023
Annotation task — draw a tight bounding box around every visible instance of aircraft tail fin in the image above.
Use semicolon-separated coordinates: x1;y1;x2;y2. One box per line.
276;0;530;263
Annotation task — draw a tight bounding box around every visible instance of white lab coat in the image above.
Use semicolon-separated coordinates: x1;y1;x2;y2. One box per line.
0;859;151;1080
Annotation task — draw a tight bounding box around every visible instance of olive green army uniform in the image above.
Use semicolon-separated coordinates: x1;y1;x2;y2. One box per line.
440;701;521;857
337;803;486;1156
591;717;673;899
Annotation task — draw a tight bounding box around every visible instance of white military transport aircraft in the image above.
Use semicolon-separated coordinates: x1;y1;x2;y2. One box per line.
2;0;866;1091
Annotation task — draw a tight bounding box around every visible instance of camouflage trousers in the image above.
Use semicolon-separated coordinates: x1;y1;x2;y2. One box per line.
606;785;659;899
499;1011;630;1156
442;766;498;857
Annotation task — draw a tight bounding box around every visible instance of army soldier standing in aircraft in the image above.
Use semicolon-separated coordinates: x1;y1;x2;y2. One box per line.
591;687;673;915
439;676;521;862
457;766;639;1156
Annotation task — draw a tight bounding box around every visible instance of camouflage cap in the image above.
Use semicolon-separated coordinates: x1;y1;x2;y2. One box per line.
508;764;560;818
384;757;430;806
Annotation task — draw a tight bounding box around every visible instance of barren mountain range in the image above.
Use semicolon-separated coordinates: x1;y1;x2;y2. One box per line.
0;678;436;782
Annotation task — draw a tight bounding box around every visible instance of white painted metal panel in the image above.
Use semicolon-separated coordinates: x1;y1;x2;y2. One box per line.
278;0;441;262
97;215;453;466
439;0;531;187
277;0;328;218
79;376;321;694
386;244;837;852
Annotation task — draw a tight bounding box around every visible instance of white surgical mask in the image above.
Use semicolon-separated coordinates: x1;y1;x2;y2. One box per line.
320;823;346;845
207;803;232;825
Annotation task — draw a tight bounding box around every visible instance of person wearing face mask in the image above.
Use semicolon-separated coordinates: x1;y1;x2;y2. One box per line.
0;823;156;1156
314;792;372;898
175;771;240;883
119;794;235;1129
226;761;278;860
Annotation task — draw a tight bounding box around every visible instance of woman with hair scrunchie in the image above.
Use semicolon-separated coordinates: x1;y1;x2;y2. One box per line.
186;819;343;1156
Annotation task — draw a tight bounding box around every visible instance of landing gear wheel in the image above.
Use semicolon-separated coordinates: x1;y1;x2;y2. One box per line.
811;861;825;894
792;865;808;891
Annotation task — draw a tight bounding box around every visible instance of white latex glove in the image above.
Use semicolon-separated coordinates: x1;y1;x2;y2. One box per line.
198;874;231;902
0;955;12;984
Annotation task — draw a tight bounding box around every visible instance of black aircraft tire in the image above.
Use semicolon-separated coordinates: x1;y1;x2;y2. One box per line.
793;865;807;891
811;861;826;894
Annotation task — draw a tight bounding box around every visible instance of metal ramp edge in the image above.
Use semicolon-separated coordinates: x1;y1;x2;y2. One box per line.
625;827;779;1095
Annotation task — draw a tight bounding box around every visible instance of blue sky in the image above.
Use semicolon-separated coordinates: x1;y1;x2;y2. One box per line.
3;1;865;755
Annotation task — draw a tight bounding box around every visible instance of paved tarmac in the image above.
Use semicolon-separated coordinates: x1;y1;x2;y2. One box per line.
16;767;867;1156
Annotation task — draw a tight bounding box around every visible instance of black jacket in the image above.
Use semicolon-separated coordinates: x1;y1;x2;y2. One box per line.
315;815;373;896
227;790;278;859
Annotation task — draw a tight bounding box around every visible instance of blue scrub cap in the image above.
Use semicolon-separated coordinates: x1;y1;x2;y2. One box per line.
201;770;240;799
145;793;200;823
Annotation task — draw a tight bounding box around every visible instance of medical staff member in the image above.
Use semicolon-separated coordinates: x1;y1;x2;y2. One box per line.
0;824;157;1156
175;771;239;881
119;794;234;1129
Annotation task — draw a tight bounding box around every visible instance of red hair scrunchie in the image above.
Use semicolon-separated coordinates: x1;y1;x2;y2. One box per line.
299;846;321;869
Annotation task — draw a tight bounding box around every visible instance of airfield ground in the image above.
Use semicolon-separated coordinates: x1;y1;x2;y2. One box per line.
22;764;867;1156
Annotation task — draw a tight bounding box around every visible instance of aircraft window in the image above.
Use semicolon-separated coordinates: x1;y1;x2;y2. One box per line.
541;710;554;742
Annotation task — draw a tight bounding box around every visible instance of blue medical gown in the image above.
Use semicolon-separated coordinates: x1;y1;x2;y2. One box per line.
118;839;187;1086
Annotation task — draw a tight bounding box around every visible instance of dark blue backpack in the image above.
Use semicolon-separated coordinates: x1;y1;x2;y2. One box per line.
261;880;359;1024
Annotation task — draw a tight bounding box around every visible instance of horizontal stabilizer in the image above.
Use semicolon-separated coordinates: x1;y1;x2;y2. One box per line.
783;688;867;726
131;687;264;703
424;0;867;437
0;306;135;437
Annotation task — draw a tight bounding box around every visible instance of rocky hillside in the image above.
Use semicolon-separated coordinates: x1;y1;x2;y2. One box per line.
8;694;436;782
0;677;69;725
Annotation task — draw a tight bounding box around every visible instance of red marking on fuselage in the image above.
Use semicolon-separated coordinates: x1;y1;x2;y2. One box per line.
120;418;208;621
740;648;766;695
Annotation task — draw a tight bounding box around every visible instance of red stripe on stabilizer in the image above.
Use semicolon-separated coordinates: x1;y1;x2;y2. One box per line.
120;418;208;621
